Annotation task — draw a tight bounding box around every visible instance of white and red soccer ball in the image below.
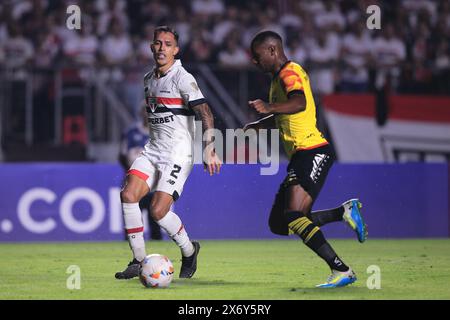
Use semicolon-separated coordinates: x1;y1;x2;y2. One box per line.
139;254;174;288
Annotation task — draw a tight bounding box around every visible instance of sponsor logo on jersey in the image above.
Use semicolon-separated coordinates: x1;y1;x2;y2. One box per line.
149;115;175;124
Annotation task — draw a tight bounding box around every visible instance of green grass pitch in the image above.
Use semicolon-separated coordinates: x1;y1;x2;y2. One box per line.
1;239;449;300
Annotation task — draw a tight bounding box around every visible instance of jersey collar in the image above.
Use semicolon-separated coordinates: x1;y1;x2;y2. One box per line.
154;59;181;78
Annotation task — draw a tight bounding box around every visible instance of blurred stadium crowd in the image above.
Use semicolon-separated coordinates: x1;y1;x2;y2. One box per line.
0;0;449;95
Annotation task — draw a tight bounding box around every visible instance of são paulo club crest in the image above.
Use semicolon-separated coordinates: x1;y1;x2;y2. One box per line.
144;86;158;113
146;96;158;113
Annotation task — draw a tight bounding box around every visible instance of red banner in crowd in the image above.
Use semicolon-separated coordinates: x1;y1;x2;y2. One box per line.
322;94;450;162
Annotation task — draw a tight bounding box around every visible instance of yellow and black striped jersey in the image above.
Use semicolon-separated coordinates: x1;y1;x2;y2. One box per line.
269;61;328;158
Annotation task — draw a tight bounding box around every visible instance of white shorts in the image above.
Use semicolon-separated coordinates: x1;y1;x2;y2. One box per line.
128;153;193;201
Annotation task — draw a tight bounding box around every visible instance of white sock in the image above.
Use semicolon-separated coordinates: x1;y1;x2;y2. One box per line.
156;211;194;257
122;202;146;261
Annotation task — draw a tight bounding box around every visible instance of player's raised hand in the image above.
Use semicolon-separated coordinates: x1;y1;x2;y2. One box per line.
203;149;222;176
248;99;272;114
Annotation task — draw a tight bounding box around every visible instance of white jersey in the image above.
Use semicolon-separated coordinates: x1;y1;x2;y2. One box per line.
143;59;205;162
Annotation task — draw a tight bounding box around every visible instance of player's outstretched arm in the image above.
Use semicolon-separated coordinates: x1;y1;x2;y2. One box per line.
248;94;306;115
192;103;222;175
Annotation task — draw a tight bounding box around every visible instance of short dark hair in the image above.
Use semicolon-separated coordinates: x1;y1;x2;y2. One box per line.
251;31;283;52
153;26;179;43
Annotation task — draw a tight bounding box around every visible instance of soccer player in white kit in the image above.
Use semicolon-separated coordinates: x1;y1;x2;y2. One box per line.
115;26;221;280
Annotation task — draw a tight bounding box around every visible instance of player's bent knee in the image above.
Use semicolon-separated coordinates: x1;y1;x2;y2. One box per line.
150;204;170;221
120;189;140;204
268;221;288;236
268;210;290;236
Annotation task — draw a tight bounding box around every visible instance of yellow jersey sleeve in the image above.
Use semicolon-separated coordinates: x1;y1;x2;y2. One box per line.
279;64;304;96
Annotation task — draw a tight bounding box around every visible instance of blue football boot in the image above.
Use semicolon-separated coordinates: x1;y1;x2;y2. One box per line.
316;268;357;288
342;199;367;243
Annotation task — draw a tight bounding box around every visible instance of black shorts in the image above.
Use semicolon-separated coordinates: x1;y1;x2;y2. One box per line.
268;144;335;235
286;144;335;200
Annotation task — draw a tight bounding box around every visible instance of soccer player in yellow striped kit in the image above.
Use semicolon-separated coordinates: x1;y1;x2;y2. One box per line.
245;31;367;287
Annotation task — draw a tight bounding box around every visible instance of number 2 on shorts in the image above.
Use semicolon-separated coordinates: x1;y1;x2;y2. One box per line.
170;164;181;179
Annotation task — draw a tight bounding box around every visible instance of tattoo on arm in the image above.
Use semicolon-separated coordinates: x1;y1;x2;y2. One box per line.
192;103;215;146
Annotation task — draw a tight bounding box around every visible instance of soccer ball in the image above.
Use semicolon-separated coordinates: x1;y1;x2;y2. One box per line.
139;254;174;288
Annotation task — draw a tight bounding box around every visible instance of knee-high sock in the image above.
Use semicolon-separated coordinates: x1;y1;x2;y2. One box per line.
123;202;146;261
307;206;344;227
156;211;194;257
286;211;349;272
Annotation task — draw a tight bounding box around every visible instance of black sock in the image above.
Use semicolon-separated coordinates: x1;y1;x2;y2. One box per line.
286;211;349;272
308;206;344;227
306;231;349;272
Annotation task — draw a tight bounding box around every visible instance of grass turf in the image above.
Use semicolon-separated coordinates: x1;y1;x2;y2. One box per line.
0;239;449;300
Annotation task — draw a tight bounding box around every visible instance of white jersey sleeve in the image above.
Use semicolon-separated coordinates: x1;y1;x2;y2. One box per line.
177;72;206;108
